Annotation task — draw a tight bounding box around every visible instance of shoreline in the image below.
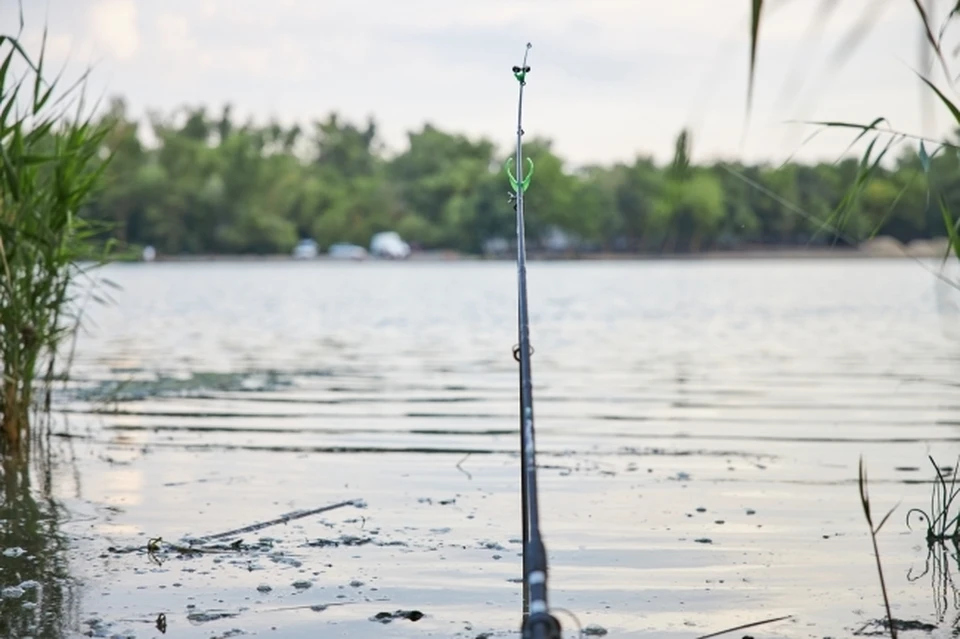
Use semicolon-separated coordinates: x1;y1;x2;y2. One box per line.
114;234;952;263
126;245;951;264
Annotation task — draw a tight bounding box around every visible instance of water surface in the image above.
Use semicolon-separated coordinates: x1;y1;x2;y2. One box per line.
10;259;960;638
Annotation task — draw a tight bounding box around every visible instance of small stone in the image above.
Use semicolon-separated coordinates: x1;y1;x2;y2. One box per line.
2;586;25;599
257;584;272;593
292;580;312;590
584;624;608;636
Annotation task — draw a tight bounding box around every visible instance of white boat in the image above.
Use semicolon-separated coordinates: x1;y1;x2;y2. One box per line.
292;239;319;259
369;232;411;259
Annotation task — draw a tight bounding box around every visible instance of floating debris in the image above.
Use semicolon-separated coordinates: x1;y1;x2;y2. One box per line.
370;610;424;624
854;618;938;635
187;610;239;624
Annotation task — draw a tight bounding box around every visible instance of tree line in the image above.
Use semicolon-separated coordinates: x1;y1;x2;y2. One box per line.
84;97;952;257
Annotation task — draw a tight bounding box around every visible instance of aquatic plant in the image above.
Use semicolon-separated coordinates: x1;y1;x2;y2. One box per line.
0;8;114;455
907;455;960;545
858;457;899;639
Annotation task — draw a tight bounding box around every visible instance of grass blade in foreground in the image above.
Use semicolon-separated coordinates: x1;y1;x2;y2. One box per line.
505;43;562;639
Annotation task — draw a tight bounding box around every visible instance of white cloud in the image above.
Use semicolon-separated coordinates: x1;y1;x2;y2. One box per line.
151;10;308;81
155;12;195;55
88;0;140;61
6;0;949;166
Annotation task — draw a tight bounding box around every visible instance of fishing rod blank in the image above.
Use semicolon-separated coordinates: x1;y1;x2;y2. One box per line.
506;42;562;639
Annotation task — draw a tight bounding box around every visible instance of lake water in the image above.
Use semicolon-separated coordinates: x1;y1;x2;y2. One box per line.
3;258;960;639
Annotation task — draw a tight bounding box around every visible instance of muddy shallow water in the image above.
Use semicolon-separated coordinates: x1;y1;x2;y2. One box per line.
3;259;960;638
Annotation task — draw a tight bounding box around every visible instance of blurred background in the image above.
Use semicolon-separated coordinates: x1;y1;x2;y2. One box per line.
0;0;954;259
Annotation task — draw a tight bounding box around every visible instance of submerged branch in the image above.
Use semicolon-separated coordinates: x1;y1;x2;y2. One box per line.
192;498;366;543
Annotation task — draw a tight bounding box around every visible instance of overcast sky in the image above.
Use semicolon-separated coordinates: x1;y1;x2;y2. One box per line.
2;0;951;167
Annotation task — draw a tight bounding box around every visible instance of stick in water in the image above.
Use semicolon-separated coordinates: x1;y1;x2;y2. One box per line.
505;42;562;639
194;498;363;543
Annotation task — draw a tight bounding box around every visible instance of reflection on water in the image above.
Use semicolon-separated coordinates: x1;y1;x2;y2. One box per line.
15;258;960;637
908;540;960;627
0;432;78;639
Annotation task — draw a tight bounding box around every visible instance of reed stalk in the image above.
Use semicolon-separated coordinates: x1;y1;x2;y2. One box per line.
0;7;114;456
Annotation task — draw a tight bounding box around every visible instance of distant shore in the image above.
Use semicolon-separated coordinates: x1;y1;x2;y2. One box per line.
120;236;952;264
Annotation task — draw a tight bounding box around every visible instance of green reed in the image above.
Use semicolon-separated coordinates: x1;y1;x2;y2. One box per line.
858;457;899;639
0;9;115;456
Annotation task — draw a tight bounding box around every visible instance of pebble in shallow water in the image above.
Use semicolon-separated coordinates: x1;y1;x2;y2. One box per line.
2;586;24;599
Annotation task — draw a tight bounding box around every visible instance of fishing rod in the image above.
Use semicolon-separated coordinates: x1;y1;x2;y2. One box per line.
506;42;563;639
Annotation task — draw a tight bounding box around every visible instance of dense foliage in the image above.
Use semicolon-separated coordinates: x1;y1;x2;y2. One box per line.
84;98;950;256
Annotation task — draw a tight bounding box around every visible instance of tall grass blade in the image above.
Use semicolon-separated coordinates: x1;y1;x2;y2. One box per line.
910;0;952;83
747;0;764;114
916;74;960;125
939;196;960;263
859;457;898;639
